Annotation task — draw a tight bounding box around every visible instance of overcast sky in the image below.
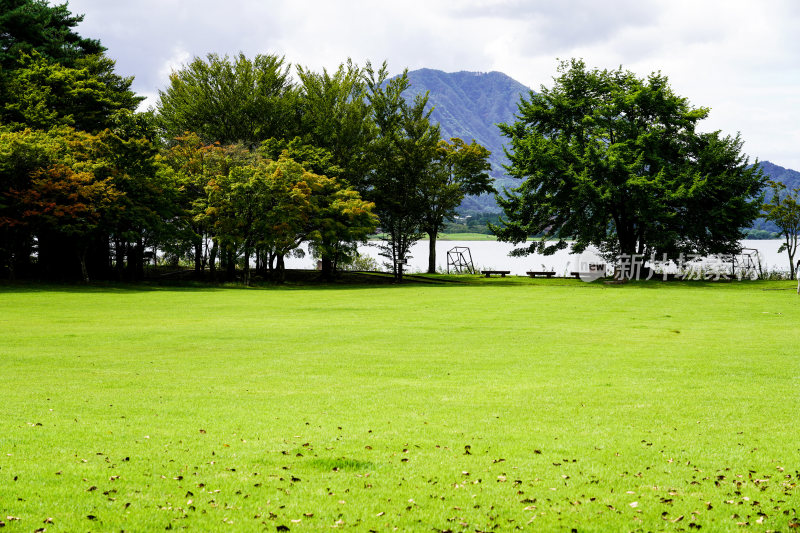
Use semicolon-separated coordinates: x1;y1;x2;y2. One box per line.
66;0;800;169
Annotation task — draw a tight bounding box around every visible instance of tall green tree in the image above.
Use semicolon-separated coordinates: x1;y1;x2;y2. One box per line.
0;0;103;71
0;1;138;133
157;53;298;147
495;59;765;263
0;1;172;281
295;60;376;279
2;51;142;132
421;138;493;273
295;59;373;190
763;181;800;278
365;62;440;281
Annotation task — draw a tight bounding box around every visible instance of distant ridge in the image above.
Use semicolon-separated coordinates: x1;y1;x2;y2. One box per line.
403;68;531;211
758;160;800;190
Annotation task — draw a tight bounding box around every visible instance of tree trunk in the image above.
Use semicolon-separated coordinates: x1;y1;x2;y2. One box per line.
786;234;797;279
427;228;438;274
320;256;334;281
7;249;15;280
275;254;285;283
226;248;236;281
243;243;251;287
78;247;89;283
209;240;218;281
134;237;144;281
194;237;203;276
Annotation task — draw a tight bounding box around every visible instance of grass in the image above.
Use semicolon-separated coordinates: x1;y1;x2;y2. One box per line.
1;278;799;531
369;232;498;241
435;233;497;241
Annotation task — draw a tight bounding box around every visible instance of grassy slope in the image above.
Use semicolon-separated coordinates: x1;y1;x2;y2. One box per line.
1;279;799;531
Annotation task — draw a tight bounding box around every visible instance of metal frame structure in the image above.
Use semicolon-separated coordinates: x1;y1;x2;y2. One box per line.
733;248;763;280
447;246;475;274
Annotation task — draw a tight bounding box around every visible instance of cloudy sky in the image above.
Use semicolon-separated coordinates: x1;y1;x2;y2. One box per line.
67;0;800;169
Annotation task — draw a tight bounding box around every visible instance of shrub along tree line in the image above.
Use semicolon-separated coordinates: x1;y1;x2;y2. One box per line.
0;0;492;282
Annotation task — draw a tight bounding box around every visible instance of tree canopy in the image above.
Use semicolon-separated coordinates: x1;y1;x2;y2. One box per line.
420;138;493;273
365;62;441;280
0;0;104;70
763;181;800;278
157;53;298;147
495;59;766;262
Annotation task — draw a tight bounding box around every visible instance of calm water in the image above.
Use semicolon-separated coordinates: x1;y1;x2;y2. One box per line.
285;239;792;276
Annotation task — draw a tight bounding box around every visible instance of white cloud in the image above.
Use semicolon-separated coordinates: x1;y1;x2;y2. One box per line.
66;0;800;168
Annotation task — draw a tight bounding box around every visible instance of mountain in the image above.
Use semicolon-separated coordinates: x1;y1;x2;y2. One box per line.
748;161;800;236
758;160;800;191
403;68;530;211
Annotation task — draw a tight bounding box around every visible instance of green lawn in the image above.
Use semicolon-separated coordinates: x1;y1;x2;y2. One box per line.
1;279;799;531
369;232;498;241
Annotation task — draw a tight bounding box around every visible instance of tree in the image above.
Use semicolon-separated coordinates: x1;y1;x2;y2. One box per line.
421;138;493;273
295;59;373;190
157;53;298;147
0;0;103;71
2;52;142;131
366;62;440;281
495;59;765;264
763;181;800;278
159;133;254;279
295;60;376;279
305;170;377;276
261;138;376;277
0;126;68;277
11;163;121;281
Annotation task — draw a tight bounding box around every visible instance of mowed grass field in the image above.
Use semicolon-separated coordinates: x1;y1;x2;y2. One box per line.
1;278;799;532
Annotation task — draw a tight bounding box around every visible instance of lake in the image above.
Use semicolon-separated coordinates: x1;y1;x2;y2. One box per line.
285;239;793;276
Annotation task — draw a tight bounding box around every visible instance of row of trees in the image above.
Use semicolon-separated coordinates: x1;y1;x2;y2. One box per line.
3;2;789;283
0;0;492;282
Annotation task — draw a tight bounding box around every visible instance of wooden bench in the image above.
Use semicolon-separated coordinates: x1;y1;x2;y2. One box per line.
482;270;511;278
526;271;556;278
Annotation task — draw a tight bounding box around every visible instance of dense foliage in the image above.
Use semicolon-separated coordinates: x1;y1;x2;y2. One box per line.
495;59;766;261
762;181;800;277
2;1;788;282
0;1;492;282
